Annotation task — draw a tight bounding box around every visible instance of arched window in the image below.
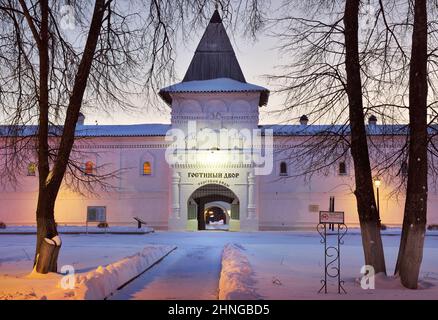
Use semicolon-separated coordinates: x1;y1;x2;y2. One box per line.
27;163;36;176
140;152;154;176
143;161;152;175
338;162;347;175
85;161;95;175
280;162;288;176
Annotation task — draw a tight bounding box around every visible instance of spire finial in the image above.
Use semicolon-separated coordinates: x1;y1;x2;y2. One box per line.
210;2;222;23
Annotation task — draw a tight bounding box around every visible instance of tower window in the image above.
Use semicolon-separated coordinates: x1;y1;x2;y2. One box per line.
143;161;152;175
280;162;288;176
27;163;36;176
85;161;95;175
338;162;347;175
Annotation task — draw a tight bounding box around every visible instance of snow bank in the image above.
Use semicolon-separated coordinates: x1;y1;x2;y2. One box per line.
218;243;259;300
206;223;229;230
0;244;176;300
0;225;154;234
74;245;176;300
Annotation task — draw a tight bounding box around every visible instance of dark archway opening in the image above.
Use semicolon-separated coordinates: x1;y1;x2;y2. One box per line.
188;184;238;231
204;206;227;226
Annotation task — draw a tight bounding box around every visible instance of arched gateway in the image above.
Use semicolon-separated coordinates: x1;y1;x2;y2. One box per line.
162;8;265;232
188;184;239;231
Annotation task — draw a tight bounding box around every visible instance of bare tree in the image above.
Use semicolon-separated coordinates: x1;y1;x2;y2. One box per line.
0;0;265;273
344;0;386;273
267;0;386;274
395;0;428;289
1;0;111;272
364;0;435;288
269;0;438;288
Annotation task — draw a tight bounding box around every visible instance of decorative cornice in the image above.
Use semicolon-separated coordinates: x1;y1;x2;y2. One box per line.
172;163;253;169
73;144;169;149
171;115;258;122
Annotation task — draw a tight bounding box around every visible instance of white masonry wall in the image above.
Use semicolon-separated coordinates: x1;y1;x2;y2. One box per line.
258;136;438;229
1;134;438;229
0;136;170;229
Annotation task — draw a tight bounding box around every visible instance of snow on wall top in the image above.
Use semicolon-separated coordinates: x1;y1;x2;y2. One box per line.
0;123;430;138
159;78;270;107
160;78;268;93
74;124;171;137
260;124;413;136
0;124;171;137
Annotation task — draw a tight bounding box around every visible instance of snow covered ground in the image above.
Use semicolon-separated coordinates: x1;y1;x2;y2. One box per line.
0;225;154;234
242;232;438;299
75;245;176;300
218;243;259;300
110;230;438;300
1;230;437;300
205;222;229;230
110;240;222;300
0;234;174;299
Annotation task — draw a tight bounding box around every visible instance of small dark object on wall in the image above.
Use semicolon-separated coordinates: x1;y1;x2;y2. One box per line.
0;222;6;229
133;217;147;229
97;222;109;228
427;224;438;231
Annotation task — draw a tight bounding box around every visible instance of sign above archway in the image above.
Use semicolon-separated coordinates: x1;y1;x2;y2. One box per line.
187;172;240;179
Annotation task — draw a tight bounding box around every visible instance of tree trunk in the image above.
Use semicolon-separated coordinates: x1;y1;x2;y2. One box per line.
32;0;107;273
33;0;58;271
344;0;386;274
34;189;59;272
395;0;428;289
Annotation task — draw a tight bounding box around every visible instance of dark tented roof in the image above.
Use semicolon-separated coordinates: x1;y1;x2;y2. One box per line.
183;9;245;83
159;9;270;107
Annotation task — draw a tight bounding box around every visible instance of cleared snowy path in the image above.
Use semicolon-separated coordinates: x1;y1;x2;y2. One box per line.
111;243;223;300
3;230;437;299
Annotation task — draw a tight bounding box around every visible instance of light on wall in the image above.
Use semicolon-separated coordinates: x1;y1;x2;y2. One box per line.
374;177;381;187
374;177;381;217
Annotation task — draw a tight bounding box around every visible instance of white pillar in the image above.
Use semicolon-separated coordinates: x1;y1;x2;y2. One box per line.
171;171;180;218
247;171;256;219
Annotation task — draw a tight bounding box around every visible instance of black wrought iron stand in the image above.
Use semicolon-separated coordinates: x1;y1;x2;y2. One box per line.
317;221;348;294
